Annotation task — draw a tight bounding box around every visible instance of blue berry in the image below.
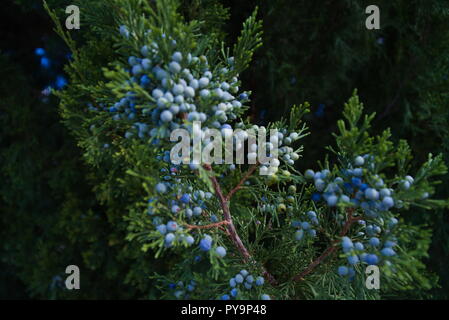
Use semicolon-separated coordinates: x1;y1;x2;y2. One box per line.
180;193;190;204
193;207;202;216
384;240;396;248
165;233;175;244
155;183;167;194
348;267;356;279
365;188;379;200
389;218;398;227
311;193;321;201
327;194;338;206
307;211;317;218
301;222;310;230
35;48;45;56
119;25;129;38
255;277;264;286
401;180;411;190
291;221;301;228
315;179;326;192
240;270;249;277
304;169;315;179
235;274;244;283
405;175;414;184
172;52;182;62
185;235;195;245
140;45;149;57
338;266;349;276
342;237;353;250
40;57;50;69
216;246;227;257
185;208;193;218
199;77;210;88
365;254;379;265
132;64;143;75
142;58;151;70
382;196;394;209
160;110;173;122
199;237;212;251
260;294;271;300
128;56;138;66
380;188;391;197
152;88;164;99
381;247;396;257
166;221;177;232
156;224;167;235
354;156;365;166
169;61;181;73
295;229;304;241
351;177;362;187
375;179;384;188
239;93;248;100
369;237;380;247
347;255;359;265
55;76;67;89
140;75;151;86
205;192;213;199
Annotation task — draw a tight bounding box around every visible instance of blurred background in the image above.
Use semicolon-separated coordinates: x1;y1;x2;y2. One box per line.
1;0;448;299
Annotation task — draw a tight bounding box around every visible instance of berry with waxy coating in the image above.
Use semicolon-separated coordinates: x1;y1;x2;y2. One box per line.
216;246;227;257
338;266;349;276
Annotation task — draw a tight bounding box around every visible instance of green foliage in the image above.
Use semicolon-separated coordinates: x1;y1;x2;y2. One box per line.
232;7;263;75
224;0;449;298
41;0;448;300
0;54;148;299
2;0;449;300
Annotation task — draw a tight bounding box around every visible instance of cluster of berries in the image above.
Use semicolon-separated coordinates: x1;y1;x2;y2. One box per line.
169;280;197;299
291;210;319;240
303;155;410;278
144;152;232;261
305;155;416;218
102;28;248;148
92;26;306;177
338;217;398;278
220;270;269;300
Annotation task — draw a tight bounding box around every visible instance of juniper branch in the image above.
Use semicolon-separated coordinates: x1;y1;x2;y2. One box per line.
203;164;277;285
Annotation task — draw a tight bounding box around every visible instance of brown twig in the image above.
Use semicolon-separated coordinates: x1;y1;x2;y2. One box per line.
204;164;252;261
292;211;361;282
226;163;259;201
202;164;277;285
185;220;230;230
